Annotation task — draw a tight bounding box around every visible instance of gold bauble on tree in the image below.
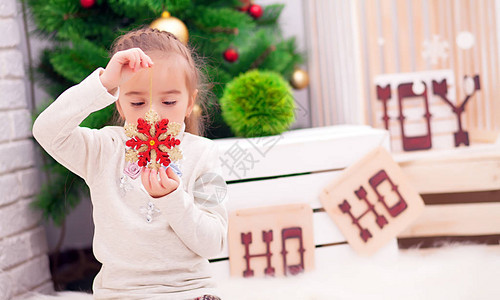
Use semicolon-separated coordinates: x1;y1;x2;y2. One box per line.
150;11;189;45
290;68;310;90
192;104;202;118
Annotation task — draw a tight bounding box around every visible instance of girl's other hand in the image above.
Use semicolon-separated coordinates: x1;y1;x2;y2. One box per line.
141;166;180;198
99;48;154;94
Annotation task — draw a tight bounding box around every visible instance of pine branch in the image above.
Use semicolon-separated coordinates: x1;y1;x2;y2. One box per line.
206;26;239;35
192;0;241;7
107;0;192;20
257;4;285;25
250;45;277;69
189;7;255;33
30;158;85;226
80;106;117;129
223;29;272;75
49;39;109;84
36;51;73;96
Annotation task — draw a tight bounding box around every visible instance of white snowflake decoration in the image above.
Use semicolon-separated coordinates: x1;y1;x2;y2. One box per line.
456;31;475;49
422;35;449;65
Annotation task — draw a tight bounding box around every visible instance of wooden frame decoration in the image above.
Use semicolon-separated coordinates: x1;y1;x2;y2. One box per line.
374;70;481;152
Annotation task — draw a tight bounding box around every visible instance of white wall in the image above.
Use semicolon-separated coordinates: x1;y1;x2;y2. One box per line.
497;0;500;63
0;0;54;298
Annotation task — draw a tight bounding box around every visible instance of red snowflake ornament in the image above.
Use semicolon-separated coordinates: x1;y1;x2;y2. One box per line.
124;110;183;170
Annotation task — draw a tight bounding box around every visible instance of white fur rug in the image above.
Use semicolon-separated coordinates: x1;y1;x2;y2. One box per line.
24;244;500;300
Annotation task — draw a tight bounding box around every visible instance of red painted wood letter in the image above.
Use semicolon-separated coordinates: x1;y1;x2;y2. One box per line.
398;82;432;151
432;75;480;147
376;85;392;130
339;186;388;243
241;230;275;277
281;227;305;276
369;169;407;217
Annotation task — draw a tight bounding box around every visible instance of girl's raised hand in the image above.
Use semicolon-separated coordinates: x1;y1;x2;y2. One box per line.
99;48;154;93
141;166;180;198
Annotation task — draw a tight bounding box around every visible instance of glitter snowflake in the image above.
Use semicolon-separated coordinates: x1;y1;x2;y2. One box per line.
124;110;183;170
422;35;449;65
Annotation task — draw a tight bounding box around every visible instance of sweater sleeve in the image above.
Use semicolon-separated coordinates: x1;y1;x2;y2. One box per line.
32;68;119;184
157;143;228;259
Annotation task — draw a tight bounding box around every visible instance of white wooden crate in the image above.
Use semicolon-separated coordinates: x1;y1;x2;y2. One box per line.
216;125;390;181
394;143;500;247
211;125;397;276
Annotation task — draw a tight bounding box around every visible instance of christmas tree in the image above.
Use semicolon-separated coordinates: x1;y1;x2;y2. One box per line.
25;0;304;225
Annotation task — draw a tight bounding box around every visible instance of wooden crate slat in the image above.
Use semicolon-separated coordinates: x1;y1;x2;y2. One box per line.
421;190;500;205
469;129;500;143
209;240;398;280
399;202;500;238
393;143;500;163
398;234;500;249
209;244;355;281
395;146;500;194
313;212;346;246
315;238;399;261
215;125;389;181
225;171;342;211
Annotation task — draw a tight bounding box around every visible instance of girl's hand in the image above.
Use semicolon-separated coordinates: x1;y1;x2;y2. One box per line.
99;48;154;93
141;166;180;198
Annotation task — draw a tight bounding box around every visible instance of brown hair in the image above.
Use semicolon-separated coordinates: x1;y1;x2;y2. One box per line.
110;27;208;136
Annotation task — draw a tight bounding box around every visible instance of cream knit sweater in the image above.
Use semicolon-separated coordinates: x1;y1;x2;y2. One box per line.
33;69;228;299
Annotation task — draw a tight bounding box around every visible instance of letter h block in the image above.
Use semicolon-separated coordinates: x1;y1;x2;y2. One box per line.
228;204;315;277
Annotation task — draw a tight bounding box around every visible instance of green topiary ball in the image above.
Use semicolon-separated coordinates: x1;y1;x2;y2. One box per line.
220;70;296;137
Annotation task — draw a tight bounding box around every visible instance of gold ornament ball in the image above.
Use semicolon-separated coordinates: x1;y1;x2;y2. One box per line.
290;68;310;90
192;104;202;118
150;11;189;45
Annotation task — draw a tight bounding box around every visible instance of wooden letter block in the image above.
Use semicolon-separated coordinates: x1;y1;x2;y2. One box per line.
320;147;424;255
373;70;480;152
228;203;315;277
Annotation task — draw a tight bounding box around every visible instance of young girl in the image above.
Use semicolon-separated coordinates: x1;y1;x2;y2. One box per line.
33;28;227;300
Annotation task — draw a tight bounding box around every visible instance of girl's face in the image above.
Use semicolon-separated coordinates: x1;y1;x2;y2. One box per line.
116;53;196;126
